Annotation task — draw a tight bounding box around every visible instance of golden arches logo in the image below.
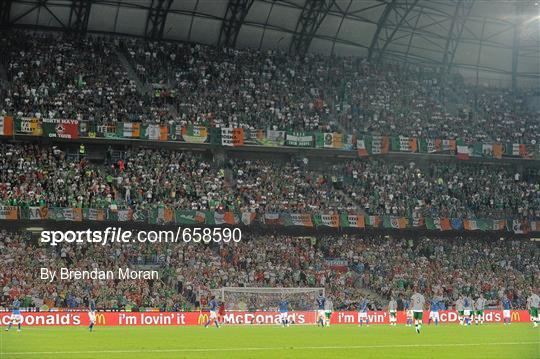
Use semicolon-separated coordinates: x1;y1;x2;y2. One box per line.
511;311;520;322
95;313;106;325
197;313;209;325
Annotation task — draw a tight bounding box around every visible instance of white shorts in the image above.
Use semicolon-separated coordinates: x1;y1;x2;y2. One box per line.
464;310;471;316
503;310;510;318
279;312;288;322
429;311;439;320
10;314;22;323
210;311;218;320
318;310;326;318
359;312;368;319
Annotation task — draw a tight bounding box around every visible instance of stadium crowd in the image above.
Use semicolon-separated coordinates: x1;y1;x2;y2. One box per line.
1;31;172;125
0;143;539;220
1;31;538;145
336;159;540;219
0;230;537;311
230;159;352;213
323;235;538;310
0;143;232;211
121;38;539;145
0;29;538;318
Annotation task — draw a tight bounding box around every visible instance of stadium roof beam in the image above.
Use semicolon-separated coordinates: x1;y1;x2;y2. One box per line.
474;16;487;87
330;0;353;56
368;0;420;64
144;0;173;40
289;0;332;56
511;18;521;92
403;6;423;60
510;2;536;92
218;0;255;48
10;0;67;29
68;0;92;35
441;0;474;75
0;0;12;28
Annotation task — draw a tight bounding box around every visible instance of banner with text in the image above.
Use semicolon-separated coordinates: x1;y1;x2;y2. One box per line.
0;310;530;326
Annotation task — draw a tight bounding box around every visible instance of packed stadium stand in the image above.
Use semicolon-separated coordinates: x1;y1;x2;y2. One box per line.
2;30;539;144
0;0;538;318
0;143;539;218
1;230;538;312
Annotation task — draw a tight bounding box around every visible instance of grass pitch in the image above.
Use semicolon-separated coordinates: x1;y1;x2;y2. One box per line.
1;324;538;359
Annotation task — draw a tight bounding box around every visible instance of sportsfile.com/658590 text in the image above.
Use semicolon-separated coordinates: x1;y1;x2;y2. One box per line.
39;227;242;246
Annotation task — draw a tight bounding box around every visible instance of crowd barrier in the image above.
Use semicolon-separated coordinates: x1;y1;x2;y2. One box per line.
2;206;539;234
0;116;535;160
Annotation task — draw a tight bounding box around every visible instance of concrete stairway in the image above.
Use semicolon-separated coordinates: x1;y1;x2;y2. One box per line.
114;48;151;96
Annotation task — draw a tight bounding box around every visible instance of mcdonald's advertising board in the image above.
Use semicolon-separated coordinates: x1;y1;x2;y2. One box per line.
0;310;531;326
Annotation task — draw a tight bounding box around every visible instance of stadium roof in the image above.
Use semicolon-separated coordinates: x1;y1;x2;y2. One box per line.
2;0;540;88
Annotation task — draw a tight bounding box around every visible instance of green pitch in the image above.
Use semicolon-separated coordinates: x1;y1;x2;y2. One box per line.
1;324;538;359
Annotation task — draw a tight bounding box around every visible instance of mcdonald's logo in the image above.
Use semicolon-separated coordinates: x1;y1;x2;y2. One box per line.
511;311;520;322
95;313;106;325
198;313;209;325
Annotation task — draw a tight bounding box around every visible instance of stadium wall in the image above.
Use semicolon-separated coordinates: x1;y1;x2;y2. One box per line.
0;311;531;326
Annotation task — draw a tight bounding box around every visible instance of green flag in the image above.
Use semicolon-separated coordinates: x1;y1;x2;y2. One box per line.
391;136;401;151
314;133;325;148
340;213;350;227
210;128;222;145
175;210;207;224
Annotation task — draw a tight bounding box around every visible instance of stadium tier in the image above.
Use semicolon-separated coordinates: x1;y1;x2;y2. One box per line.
1;231;538;312
1;30;539;151
0;2;539;358
0;143;538;221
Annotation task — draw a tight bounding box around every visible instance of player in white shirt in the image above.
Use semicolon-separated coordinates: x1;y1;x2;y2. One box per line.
475;294;487;325
324;297;333;327
455;296;465;325
526;290;539;328
388;297;397;326
411;288;425;334
88;299;97;332
88;310;96;332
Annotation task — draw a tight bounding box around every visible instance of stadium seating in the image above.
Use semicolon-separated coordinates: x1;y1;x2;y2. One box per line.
1;30;538;145
0;230;536;311
1;143;538;219
1;31;171;125
0;30;538;316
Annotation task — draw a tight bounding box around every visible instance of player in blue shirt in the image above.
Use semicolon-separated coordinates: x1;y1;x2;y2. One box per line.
463;296;474;326
204;296;219;328
428;298;440;326
438;300;446;311
403;299;413;326
501;294;512;325
279;298;289;327
316;292;326;327
5;299;22;332
358;298;370;327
